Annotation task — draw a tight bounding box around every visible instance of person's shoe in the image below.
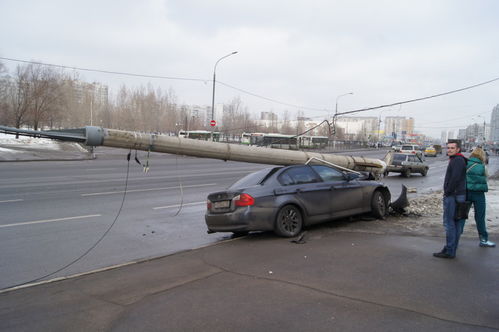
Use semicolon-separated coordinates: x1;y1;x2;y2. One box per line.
433;252;455;259
479;240;496;248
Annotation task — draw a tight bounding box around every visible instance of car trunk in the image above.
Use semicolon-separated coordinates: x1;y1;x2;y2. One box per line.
207;191;240;213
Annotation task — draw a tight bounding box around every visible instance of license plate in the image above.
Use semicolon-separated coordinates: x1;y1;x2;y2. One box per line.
213;201;230;209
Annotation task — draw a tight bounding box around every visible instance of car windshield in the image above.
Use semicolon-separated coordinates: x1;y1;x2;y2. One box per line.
229;167;280;189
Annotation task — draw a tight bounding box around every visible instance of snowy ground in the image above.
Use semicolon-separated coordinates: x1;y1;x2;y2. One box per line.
333;178;499;242
0;133;92;161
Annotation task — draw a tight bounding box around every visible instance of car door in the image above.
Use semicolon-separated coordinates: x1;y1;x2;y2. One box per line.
274;166;331;222
408;154;422;172
311;165;366;218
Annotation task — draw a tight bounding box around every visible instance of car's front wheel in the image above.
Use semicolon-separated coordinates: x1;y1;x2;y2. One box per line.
371;191;387;219
421;168;428;176
274;205;303;237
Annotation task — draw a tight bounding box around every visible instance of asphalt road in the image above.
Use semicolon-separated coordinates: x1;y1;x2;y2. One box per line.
0;148;463;290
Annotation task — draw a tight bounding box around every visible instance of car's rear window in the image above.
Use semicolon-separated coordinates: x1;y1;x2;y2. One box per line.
393;154;407;161
401;145;414;150
229;167;281;189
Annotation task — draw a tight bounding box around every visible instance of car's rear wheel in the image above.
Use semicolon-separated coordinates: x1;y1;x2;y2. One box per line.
403;169;411;178
421;168;428;176
371;191;387;219
274;205;303;237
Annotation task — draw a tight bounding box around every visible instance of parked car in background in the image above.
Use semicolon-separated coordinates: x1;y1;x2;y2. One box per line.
205;164;391;237
384;152;429;177
424;146;437;157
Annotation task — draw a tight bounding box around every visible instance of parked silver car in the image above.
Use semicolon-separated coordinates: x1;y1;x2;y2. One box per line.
205;164;391;237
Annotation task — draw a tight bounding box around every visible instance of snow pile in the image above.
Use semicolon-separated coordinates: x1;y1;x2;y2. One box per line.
0;133;64;151
404;191;443;217
0;133;91;160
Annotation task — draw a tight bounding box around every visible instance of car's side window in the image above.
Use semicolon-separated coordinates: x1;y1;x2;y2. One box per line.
311;165;344;182
278;172;295;186
278;166;322;185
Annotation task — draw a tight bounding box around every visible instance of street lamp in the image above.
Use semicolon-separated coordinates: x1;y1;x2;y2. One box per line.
211;51;238;123
334;92;354;117
332;92;353;144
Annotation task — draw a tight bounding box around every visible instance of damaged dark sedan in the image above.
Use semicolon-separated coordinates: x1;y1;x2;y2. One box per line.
205;164;391;237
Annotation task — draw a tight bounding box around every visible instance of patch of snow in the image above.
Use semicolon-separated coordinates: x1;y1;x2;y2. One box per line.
0;133;62;150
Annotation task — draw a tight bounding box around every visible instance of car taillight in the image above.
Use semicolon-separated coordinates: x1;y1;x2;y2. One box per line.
207;200;212;210
234;193;254;207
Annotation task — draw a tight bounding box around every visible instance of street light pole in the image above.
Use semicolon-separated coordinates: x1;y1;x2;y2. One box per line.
211;51;238;123
334;92;354;118
332;92;353;146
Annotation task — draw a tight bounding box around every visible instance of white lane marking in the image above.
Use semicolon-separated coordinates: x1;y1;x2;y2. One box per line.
153;201;206;210
0;214;102;229
82;183;217;197
0;199;24;203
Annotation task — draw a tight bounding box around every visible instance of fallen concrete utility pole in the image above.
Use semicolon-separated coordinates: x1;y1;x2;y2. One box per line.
0;126;386;174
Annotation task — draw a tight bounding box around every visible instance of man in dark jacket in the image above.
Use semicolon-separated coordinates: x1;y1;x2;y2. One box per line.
433;141;467;259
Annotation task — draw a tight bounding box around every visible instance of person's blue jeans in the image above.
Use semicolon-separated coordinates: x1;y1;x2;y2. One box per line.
443;195;466;257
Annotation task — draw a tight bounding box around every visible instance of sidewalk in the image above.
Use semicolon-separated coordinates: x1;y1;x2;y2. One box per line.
1;226;498;331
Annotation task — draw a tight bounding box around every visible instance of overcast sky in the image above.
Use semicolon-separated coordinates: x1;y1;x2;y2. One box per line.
1;0;498;138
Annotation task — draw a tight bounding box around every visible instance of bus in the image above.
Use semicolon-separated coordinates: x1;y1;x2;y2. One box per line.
241;132;251;145
298;135;329;149
248;133;298;150
178;130;221;142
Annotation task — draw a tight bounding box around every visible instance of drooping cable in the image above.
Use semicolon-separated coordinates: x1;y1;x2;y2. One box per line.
172;152;184;217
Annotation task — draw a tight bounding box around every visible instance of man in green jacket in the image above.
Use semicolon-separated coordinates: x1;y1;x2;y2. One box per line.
467;147;495;247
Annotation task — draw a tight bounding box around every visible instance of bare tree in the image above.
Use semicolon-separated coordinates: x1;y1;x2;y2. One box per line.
295;111;305;135
27;64;66;130
0;62;9;124
280;110;294;134
4;65;32;132
221;97;257;138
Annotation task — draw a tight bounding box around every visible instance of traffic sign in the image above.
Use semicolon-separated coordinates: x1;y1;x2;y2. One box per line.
210;120;216;127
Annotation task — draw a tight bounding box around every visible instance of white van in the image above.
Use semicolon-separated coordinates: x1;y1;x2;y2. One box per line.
400;144;421;155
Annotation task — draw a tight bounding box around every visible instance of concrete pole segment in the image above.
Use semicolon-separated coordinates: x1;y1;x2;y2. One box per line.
86;127;386;174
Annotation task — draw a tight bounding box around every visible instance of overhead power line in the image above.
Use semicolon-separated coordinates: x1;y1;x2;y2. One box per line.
335;77;499;117
0;56;207;82
1;56;498;116
217;81;325;112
